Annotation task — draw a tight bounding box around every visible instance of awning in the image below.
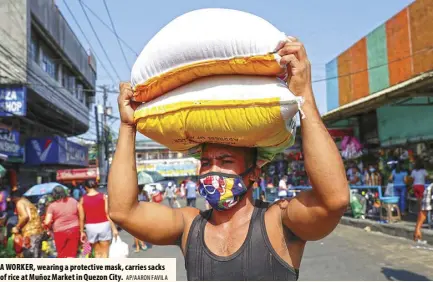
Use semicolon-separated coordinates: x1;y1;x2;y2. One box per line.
322;71;433;122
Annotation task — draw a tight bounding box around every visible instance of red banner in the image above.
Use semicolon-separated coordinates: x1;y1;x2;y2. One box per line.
56;168;99;181
328;128;353;138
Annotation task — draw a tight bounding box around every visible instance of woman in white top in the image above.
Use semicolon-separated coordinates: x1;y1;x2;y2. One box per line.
411;162;428;209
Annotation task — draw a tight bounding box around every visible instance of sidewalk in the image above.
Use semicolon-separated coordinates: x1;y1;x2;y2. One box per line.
340;215;433;245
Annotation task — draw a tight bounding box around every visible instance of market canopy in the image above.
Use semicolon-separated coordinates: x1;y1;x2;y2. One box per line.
322;71;433;123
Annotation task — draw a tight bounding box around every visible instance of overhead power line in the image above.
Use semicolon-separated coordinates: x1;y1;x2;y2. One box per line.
62;0;117;85
79;0;139;57
78;0;121;82
102;0;131;70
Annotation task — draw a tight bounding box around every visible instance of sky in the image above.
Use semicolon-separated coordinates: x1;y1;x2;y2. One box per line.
57;0;414;142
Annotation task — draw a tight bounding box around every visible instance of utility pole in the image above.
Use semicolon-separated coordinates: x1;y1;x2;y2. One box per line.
94;105;102;179
101;85;110;184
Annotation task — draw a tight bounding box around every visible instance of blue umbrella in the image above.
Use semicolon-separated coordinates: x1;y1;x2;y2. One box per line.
24;182;68;197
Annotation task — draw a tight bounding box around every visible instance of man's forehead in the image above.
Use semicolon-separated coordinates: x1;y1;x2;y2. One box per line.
201;144;247;158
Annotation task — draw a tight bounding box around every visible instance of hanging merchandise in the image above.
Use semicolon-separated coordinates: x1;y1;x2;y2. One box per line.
341;136;363;160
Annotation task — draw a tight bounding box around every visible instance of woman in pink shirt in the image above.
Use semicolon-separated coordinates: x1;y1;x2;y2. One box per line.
44;186;80;258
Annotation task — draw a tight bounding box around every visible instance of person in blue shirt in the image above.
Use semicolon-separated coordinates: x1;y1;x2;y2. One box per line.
389;163;408;215
185;177;197;208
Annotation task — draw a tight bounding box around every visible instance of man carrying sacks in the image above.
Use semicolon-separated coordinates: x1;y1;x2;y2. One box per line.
108;9;348;281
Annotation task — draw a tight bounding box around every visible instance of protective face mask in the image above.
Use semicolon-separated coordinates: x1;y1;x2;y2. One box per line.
199;167;253;211
369;168;375;172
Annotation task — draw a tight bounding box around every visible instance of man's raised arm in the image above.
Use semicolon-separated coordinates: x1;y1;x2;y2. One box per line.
278;38;349;241
107;82;192;245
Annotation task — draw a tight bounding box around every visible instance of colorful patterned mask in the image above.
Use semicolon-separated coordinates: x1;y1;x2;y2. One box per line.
199;168;253;211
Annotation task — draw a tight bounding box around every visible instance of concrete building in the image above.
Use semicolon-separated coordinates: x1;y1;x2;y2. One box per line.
323;0;433;175
0;0;96;187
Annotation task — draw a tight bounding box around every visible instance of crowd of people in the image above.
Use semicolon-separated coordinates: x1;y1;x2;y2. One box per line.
346;160;429;215
0;180;118;258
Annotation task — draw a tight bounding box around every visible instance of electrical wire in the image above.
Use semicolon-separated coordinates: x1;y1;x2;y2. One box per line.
62;0;117;85
77;0;122;81
102;0;131;70
78;0;139;57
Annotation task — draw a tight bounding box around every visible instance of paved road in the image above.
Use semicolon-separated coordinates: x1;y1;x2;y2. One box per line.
121;198;433;281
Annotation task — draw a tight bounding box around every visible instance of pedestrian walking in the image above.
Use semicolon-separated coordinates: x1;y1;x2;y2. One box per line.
134;187;148;253
411;162;428;210
164;182;177;208
78;180;118;258
389;163;409;215
108;37;349;281
10;190;44;258
44;186;80;258
414;183;432;241
185;177;197;208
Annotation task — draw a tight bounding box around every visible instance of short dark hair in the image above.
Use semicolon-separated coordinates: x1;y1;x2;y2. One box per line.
84;180;97;189
10;189;22;199
52;186;67;201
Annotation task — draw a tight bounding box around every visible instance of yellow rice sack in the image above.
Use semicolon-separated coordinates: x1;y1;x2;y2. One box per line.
131;8;288;103
134;76;303;167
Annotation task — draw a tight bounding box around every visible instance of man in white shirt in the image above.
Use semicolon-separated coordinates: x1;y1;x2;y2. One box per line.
278;175;289;198
164;182;177;208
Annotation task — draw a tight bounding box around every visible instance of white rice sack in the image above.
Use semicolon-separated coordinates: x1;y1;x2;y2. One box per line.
131;8;288;102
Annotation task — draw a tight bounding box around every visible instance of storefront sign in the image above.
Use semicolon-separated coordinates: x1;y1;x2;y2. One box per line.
25;136;88;166
0;87;26;116
137;161;199;177
56;167;99;181
0;124;23;158
57;137;88;166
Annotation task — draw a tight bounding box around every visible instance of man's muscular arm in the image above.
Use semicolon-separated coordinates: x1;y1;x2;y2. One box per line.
278;38;349;241
108;83;199;245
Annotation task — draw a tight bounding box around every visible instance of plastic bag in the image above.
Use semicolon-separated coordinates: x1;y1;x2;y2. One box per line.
109;236;129;258
6;235;16;257
152;192;163;203
350;190;365;219
385;183;394;197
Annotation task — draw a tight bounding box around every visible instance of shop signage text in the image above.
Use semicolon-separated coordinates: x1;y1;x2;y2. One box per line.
26;136;88;166
0;128;22;157
56;167;99;181
0;87;27;116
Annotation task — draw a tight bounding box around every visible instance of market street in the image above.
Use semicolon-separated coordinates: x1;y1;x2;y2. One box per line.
122;198;433;281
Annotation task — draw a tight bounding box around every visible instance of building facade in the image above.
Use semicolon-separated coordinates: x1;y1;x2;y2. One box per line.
324;0;433;155
0;0;96;188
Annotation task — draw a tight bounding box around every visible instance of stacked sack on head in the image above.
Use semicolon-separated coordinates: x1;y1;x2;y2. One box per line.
132;8;304;167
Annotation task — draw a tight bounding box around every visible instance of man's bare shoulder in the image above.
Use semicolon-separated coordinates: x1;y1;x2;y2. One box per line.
265;199;307;243
178;207;202;253
179;206;201;224
265;199;291;215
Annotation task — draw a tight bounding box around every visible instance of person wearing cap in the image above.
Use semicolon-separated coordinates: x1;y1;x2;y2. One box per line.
108;37;349;281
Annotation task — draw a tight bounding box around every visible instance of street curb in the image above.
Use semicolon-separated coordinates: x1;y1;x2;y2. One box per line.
340;216;433;245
